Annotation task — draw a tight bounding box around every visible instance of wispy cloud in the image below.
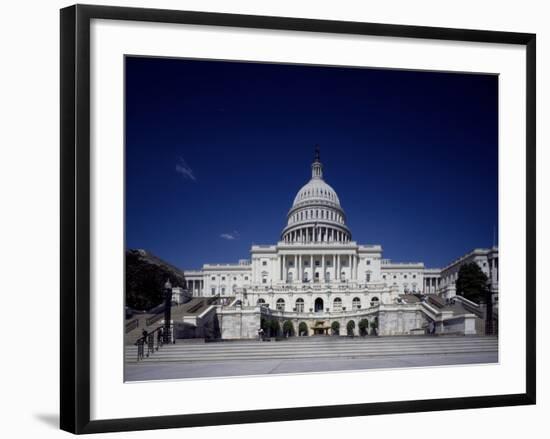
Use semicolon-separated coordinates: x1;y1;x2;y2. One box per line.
175;157;196;181
220;231;240;241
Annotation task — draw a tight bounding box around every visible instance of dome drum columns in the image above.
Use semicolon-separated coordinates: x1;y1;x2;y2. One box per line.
282;225;351;244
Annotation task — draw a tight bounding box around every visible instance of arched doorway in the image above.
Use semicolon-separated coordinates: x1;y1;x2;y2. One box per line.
314;297;324;312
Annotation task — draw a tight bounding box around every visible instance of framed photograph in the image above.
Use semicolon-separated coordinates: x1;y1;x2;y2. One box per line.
60;4;536;434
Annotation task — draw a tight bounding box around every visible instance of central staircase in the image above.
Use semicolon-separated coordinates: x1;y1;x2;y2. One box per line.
125;335;498;364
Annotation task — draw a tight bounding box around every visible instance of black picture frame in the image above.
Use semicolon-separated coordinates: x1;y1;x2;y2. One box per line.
60;4;536;434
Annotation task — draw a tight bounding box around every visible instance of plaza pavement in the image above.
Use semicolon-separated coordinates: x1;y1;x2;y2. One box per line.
125;335;498;381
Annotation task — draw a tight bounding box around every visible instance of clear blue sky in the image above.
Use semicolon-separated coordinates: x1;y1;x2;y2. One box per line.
125;56;498;270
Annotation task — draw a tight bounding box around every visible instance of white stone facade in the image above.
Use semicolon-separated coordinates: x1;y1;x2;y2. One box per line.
183;151;498;335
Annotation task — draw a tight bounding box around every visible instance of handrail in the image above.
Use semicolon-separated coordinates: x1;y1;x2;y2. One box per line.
134;325;175;361
125;319;139;333
145;312;164;326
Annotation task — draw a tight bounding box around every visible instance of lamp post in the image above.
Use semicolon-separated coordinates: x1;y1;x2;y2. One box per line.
163;279;172;344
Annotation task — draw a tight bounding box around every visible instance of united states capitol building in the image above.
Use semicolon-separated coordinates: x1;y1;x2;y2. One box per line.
182;151;498;338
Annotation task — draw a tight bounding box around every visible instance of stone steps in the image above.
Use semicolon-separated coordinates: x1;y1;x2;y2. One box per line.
126;336;497;363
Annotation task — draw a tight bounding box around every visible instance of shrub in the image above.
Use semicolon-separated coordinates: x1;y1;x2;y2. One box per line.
282;320;295;337
370;317;378;336
358;318;369;336
298;322;308;336
270;319;281;337
346;320;356;336
331;321;340;335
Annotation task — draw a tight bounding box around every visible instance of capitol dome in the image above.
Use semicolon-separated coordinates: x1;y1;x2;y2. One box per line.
292;177;341;208
281;149;352;244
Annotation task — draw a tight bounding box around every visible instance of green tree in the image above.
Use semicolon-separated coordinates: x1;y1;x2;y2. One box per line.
456;262;489;302
331;321;340;336
358;318;369;336
456;262;494;334
370;317;378;336
346;320;356;336
282;320;294;337
298;322;309;336
270;319;281;337
261;318;268;334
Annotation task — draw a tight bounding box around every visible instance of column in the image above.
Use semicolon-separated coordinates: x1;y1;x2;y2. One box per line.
310;254;314;281
278;255;282;281
298;254;301;281
322;254;325;282
282;255;286;282
336;254;339;280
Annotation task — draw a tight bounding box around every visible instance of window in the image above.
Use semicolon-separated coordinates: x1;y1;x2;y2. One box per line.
262;261;267;266
304;261;310;267
289;261;294;267
211;276;216;281
333;297;342;312
325;271;331;281
315;272;319;278
382;275;386;279
393;275;397;279
352;297;361;311
366;272;371;282
404;275;407;279
221;276;225;281
257;298;265;306
366;260;371;265
276;298;285;311
315;260;320;266
211;287;216;295
327;261;332;267
262;278;267;284
413;274;416;279
295;298;304;313
244;276;248;281
370;297;380;307
221;287;226;294
233;277;237;281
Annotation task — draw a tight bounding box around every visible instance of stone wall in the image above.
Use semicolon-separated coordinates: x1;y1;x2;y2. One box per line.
440;315;477;335
218;307;262;339
378;307;428;336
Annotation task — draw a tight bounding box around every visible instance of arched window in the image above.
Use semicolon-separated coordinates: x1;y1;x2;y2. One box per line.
257;298;266;306
276;298;285;311
370;297;380;307
325;271;331;282
295;298;304;313
352;297;361;310
333;297;342;312
287;271;293;283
